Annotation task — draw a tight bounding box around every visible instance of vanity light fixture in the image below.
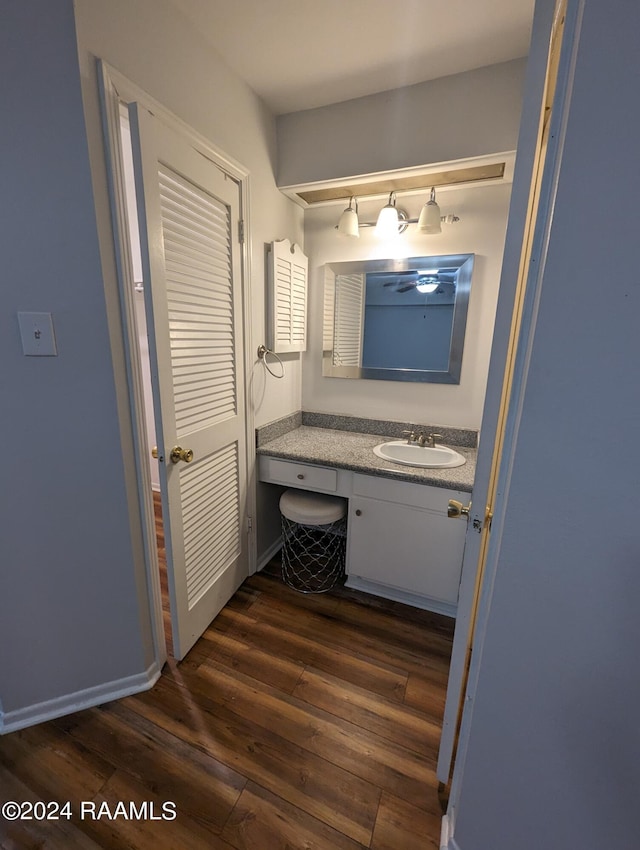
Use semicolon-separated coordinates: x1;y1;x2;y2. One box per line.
418;187;442;234
337;196;360;237
333;187;458;237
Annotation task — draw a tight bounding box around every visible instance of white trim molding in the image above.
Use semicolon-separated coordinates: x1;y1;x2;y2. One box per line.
0;661;162;735
440;812;462;850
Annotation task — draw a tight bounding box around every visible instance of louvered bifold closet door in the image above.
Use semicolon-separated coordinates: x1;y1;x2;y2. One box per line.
333;273;364;366
128;103;248;660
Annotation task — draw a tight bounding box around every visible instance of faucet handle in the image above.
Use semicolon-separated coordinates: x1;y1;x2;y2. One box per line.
427;433;443;446
402;430;417;444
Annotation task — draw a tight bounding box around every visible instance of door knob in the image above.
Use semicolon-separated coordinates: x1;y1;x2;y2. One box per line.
448;499;471;519
151;446;158;459
170;445;194;464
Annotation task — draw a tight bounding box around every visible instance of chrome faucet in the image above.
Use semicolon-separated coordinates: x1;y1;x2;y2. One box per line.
418;432;443;447
403;430;443;447
402;430;418;444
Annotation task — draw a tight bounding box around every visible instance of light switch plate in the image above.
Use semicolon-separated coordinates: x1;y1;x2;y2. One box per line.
18;312;58;356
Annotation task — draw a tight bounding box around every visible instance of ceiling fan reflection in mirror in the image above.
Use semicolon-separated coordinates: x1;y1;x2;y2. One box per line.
382;267;458;294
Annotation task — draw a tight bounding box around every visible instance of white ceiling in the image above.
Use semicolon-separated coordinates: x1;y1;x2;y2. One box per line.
169;0;535;115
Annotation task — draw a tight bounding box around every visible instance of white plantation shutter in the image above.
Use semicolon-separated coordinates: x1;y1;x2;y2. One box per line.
333;272;364;366
268;239;308;353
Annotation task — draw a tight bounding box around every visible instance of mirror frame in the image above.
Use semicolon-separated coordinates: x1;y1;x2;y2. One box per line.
322;254;474;384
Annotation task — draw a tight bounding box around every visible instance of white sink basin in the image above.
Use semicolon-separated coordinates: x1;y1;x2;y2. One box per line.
373;440;466;469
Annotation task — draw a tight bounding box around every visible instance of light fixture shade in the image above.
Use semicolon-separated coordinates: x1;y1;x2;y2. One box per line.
337;197;359;237
375;192;400;238
418;187;442;234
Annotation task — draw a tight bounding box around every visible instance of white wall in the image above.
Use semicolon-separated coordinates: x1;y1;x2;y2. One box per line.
302;182;512;429
276;59;526;188
73;0;305;429
450;1;640;847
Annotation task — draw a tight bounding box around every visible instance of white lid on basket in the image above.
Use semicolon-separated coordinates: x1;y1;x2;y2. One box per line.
279;489;347;525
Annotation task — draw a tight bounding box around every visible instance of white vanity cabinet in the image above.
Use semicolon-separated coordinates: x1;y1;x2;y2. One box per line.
346;474;467;614
258;455;469;616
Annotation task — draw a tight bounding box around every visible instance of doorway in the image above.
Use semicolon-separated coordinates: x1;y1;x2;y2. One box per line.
99;62;256;670
118;106;171;656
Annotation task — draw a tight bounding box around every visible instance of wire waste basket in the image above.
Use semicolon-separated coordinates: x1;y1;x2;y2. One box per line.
279;489;347;593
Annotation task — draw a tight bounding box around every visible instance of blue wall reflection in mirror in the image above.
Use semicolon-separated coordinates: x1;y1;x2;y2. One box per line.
362;269;457;371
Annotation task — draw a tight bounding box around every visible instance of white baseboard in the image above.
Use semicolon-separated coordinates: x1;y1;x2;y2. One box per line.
0;660;162;735
441;814;451;850
440;812;461;850
345;575;457;618
256;537;282;572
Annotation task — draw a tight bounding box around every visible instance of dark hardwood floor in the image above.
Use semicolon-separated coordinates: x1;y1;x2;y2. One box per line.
0;496;454;849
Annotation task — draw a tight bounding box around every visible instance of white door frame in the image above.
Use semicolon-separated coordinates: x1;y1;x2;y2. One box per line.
97;61;256;667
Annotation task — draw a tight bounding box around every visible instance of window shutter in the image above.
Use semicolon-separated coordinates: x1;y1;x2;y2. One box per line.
268;239;308;353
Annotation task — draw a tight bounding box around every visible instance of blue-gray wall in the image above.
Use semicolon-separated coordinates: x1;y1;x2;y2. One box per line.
451;1;640;847
0;0;151;723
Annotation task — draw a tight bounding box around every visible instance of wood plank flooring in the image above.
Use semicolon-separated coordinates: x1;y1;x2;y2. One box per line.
0;496;454;849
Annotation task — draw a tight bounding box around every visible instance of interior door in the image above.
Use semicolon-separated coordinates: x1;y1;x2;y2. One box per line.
128;103;248;660
436;0;567;786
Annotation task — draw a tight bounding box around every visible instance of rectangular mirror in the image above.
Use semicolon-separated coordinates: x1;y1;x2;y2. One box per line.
323;254;474;384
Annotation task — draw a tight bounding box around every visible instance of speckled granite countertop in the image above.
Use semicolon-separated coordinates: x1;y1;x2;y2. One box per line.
257;426;476;492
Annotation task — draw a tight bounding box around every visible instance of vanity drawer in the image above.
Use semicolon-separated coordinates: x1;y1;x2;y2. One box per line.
259;456;338;492
352;473;465;515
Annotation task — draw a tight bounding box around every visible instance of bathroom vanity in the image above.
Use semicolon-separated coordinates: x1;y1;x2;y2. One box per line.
257;424;475;617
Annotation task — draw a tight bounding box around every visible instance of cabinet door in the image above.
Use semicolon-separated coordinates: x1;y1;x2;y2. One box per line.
348;496;466;603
